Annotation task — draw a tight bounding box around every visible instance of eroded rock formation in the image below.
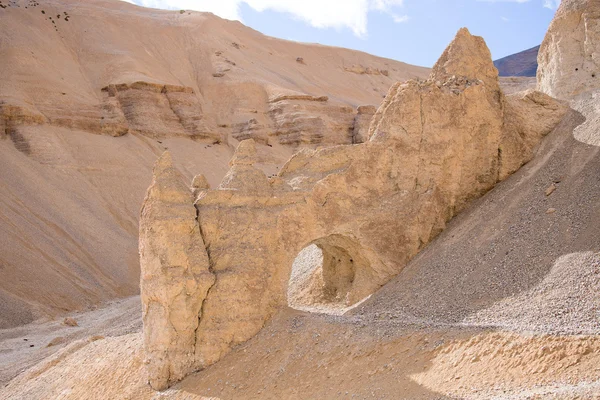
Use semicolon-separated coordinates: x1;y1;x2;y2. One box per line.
266;92;356;146
537;0;600;99
352;105;377;144
139;28;569;389
139;152;215;390
344;65;389;76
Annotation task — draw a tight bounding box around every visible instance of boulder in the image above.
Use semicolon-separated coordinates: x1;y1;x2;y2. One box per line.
499;90;569;179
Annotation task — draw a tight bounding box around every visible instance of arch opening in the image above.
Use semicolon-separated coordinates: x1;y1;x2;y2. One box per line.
287;235;372;315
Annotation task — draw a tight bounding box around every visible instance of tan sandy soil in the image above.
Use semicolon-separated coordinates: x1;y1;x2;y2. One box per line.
2;310;599;400
0;296;141;386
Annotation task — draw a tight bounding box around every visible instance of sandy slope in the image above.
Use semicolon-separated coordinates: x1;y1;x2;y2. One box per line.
0;296;141;385
0;0;429;328
2;92;599;400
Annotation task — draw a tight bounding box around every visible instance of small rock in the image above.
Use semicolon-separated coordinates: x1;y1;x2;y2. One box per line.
546;208;557;214
545;184;557;196
63;317;78;327
191;174;210;191
296;57;305;65
47;336;67;347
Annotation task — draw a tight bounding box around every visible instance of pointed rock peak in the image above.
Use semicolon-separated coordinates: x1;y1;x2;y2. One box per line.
153;151;174;175
229;139;257;167
192;174;210;190
431;27;499;92
147;151;192;203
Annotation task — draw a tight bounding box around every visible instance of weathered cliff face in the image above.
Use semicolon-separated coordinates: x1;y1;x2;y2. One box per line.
101;83;214;140
139;28;570;389
0;0;420;149
537;0;600;99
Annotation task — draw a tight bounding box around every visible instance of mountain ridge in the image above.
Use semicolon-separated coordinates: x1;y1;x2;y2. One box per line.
494;45;540;77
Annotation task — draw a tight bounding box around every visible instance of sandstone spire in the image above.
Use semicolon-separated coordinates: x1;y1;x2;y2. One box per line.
139;151;215;390
431;27;500;94
191;174;210;198
219;139;271;194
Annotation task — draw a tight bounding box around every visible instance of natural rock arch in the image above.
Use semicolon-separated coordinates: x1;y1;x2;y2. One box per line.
287;234;379;313
139;28;570;390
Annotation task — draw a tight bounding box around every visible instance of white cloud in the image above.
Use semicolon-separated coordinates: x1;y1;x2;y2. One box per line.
543;0;560;9
392;14;409;23
476;0;529;3
121;0;406;37
476;0;561;9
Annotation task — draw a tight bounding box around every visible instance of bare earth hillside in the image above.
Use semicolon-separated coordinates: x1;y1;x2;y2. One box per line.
0;0;429;329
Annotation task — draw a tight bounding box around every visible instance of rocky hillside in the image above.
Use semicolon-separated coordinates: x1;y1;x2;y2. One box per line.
0;0;428;329
494;45;540;77
1;0;600;398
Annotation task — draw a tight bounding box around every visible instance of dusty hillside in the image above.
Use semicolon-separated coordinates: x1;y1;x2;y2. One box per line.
494;45;540;77
0;0;429;329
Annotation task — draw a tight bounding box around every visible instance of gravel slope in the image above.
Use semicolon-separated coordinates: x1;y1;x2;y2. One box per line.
352;109;600;334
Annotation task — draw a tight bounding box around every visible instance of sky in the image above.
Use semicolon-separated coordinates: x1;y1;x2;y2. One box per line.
121;0;561;67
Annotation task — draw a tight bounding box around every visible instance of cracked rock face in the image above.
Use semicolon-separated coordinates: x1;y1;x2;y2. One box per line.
537;0;600;99
140;28;569;390
139;152;215;391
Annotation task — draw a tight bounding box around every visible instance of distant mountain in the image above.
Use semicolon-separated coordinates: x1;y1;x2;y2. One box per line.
494;45;540;77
